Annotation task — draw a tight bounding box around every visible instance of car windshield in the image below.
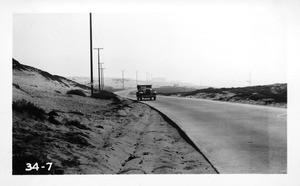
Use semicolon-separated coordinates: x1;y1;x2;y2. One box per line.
138;85;152;90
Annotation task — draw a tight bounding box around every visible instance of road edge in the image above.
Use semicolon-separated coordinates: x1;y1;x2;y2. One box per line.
118;95;220;174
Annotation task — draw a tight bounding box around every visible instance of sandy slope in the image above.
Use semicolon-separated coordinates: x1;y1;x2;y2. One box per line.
12;60;216;174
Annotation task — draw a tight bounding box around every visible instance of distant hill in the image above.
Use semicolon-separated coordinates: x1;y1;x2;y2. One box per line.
155;86;198;95
159;84;287;108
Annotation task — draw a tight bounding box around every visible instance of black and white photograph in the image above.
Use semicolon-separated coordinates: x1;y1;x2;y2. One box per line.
2;0;300;185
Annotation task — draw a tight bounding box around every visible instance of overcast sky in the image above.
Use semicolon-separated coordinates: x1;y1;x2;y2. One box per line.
13;1;287;87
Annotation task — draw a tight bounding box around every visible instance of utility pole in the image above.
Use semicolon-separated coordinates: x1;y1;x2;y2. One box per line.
89;13;94;96
122;70;125;90
101;65;105;90
93;47;104;91
136;71;138;86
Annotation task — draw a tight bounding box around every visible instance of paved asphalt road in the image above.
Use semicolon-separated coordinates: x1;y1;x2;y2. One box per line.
116;89;287;174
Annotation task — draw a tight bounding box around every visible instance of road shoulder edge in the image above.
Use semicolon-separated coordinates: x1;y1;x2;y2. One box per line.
118;95;220;174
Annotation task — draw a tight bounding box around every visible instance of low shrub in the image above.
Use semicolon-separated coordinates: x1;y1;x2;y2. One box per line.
63;119;90;131
92;90;119;101
64;131;91;147
13;99;46;120
13;58;27;71
66;89;86;97
155;86;197;95
61;157;81;167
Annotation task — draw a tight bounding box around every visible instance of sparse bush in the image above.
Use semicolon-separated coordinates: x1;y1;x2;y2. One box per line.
39;71;69;87
180;84;287;105
48;110;61;125
13;99;46;120
66;89;86;97
64;131;91;147
155;86;197;95
13;58;27;71
129;91;136;95
61;157;81;167
92;90;119;101
63;119;90;131
102;86;120;92
249;93;264;101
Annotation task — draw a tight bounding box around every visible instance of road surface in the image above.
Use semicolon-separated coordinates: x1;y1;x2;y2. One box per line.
116;89;287;174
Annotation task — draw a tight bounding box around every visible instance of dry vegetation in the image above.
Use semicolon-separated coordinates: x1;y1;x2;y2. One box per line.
155;86;197;95
158;84;287;108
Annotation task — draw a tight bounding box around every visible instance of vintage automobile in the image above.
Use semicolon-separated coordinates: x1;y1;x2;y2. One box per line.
136;85;157;101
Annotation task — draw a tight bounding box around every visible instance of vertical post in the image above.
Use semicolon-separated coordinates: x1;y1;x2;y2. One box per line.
97;49;100;91
93;48;104;91
89;13;94;96
101;67;105;90
136;71;138;86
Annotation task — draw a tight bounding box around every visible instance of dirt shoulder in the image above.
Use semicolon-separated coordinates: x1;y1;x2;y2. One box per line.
13;96;216;174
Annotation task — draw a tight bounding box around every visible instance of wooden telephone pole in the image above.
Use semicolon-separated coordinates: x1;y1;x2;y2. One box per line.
89;13;94;96
101;66;105;90
93;47;104;90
